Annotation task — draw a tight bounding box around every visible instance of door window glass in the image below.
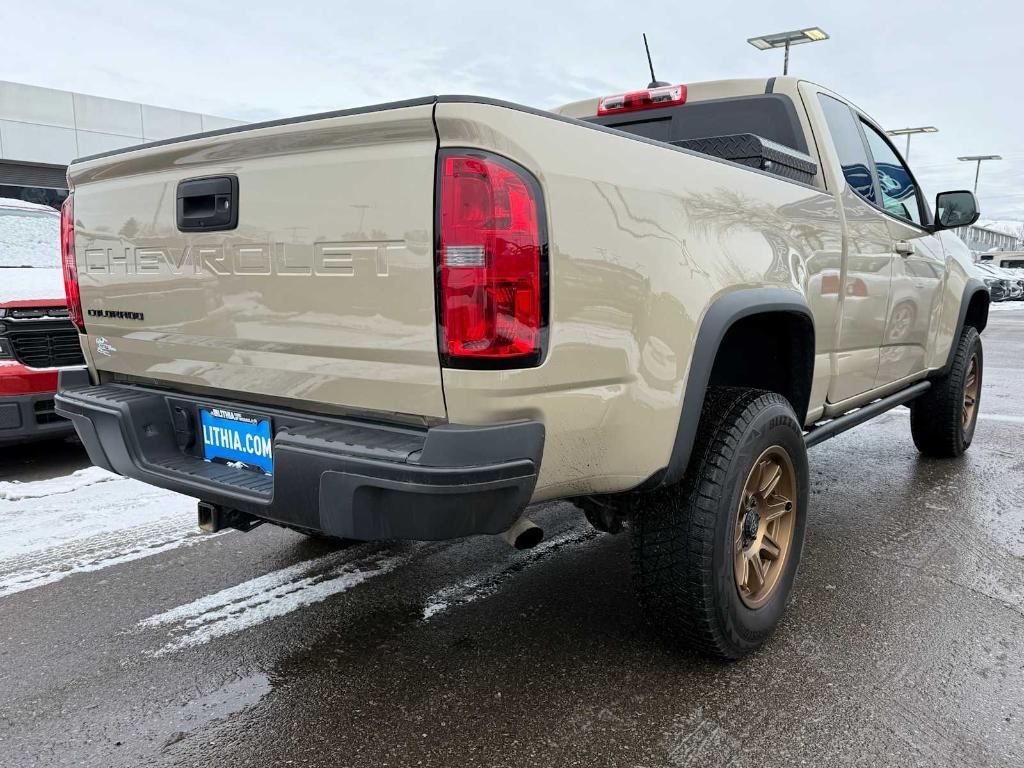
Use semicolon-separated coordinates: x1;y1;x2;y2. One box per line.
860;122;923;226
817;94;876;203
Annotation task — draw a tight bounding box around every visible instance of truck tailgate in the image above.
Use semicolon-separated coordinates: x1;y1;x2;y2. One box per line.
68;102;445;420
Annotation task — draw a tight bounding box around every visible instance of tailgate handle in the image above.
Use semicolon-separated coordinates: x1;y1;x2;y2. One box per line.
176;175;238;232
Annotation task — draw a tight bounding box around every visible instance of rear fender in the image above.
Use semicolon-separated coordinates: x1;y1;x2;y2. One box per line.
650;288;814;489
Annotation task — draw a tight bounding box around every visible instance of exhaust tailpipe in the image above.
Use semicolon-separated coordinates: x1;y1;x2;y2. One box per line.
502;516;543;550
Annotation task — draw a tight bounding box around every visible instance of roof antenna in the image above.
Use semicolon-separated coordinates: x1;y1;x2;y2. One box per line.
643;33;669;88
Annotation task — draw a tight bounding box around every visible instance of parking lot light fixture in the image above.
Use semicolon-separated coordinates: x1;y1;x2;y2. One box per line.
747;27;829;75
886;126;938;160
958;154;1003;194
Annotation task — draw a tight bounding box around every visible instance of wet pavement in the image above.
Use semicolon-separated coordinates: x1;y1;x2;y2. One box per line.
2;308;1023;768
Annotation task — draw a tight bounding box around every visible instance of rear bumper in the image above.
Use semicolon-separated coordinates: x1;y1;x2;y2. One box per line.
0;364;77;445
55;370;544;541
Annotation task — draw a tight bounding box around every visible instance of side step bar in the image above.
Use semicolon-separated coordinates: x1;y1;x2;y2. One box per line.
804;381;931;448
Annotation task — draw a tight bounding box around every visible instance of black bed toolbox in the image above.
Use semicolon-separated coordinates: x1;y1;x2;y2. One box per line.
672;133;817;184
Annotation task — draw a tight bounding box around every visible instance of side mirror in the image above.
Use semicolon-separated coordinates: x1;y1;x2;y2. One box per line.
934;190;980;231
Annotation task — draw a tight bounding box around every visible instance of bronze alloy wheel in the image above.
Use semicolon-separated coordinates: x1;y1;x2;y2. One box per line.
734;446;797;609
963;354;979;428
632;388;810;658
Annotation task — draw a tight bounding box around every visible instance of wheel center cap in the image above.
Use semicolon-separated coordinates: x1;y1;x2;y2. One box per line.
743;510;761;540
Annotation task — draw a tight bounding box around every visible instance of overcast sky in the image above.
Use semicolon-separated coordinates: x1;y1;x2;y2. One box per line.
4;0;1022;221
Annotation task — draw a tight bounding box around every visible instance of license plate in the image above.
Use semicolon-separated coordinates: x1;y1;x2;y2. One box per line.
199;407;273;475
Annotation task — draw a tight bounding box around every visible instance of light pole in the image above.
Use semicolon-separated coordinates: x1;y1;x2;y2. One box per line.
958;155;1002;194
886;126;938;161
747;27;829;75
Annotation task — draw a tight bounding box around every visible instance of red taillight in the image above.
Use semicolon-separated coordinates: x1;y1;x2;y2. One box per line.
437;151;546;367
597;84;687;116
60;195;84;332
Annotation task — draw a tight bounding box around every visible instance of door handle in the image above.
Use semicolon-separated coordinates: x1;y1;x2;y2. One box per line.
894;240;915;257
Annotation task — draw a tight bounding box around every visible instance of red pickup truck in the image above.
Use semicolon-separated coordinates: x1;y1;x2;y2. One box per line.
0;198;85;446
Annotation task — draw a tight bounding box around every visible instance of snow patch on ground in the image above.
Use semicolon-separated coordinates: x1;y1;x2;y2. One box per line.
0;466;117;501
421;527;599;621
0;473;202;598
989;302;1024;312
0;520;220;598
138;544;411;655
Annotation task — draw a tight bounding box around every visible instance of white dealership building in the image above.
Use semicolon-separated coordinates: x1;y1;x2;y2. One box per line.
0;80;243;209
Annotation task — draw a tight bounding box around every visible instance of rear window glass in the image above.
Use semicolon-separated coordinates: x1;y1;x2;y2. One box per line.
586;94;808;152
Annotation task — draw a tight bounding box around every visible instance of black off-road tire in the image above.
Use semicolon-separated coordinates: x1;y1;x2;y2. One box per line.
632;387;809;660
910;326;982;458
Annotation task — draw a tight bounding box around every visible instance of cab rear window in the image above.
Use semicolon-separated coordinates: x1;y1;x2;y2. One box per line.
586;94;808;152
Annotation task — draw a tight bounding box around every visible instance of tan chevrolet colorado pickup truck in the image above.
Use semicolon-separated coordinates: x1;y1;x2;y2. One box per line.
55;77;989;659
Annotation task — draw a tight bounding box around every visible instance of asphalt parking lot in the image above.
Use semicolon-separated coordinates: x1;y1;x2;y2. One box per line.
1;307;1023;768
